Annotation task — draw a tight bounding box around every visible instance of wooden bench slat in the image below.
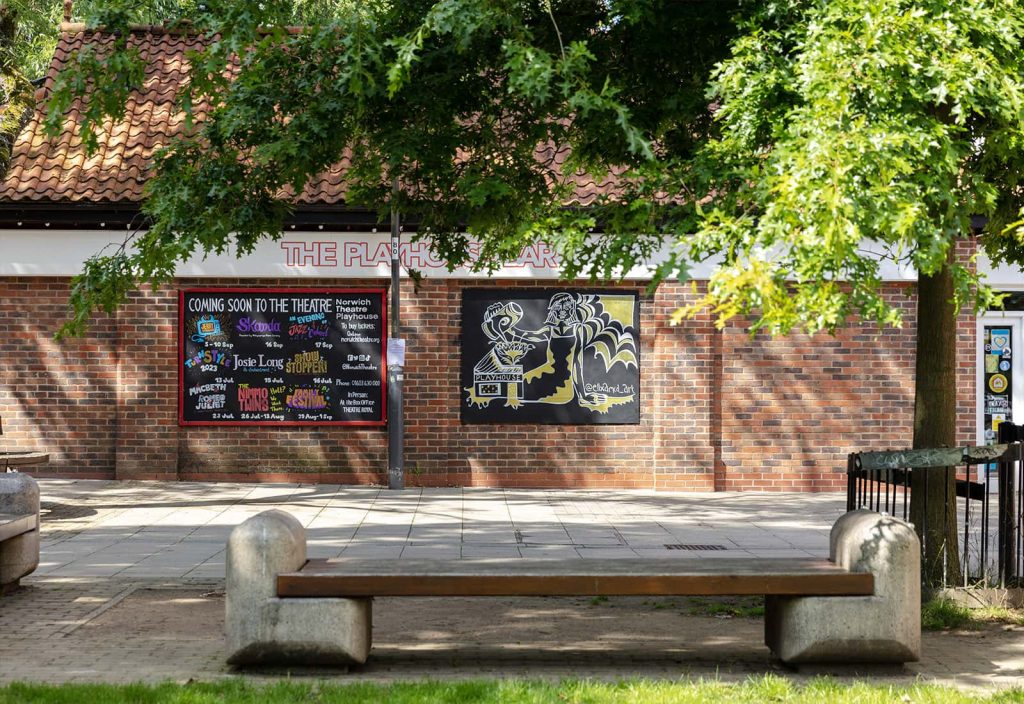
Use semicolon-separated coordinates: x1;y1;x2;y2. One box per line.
278;558;873;598
0;452;49;467
0;513;36;542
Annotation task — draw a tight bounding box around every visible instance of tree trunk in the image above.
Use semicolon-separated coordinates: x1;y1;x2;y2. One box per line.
910;254;962;588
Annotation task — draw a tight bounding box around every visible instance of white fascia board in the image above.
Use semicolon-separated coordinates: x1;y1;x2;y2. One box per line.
0;230;654;279
3;229;1024;286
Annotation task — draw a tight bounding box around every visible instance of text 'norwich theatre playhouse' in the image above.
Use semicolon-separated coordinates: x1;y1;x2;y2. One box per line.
1;25;1022;491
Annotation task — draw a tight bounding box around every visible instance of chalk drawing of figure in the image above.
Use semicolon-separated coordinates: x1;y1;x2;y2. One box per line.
467;293;638;413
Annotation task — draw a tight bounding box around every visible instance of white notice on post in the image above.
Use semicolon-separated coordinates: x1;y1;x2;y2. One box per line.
387;338;406;366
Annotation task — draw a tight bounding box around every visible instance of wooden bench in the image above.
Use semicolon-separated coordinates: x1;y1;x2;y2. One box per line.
0;452;49;471
226;509;920;668
277;557;874;598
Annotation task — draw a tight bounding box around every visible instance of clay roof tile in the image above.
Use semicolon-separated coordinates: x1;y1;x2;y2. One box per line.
2;27;619;208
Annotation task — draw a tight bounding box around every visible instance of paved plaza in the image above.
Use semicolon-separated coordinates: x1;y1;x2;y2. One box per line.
1;479;1023;688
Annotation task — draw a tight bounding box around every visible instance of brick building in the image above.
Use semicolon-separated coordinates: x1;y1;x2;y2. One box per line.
1;25;1020;491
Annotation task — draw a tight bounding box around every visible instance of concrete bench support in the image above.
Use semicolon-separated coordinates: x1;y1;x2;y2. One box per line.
225;509;371;666
0;472;40;589
764;509;921;664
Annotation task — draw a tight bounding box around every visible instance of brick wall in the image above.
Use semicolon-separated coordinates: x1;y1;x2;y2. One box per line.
0;276;979;490
116;286;178;479
0;278;117;478
955;236;981;449
718;297;918;491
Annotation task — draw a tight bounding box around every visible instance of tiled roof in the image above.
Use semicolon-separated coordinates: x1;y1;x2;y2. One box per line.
3;29;198;203
1;27;620;207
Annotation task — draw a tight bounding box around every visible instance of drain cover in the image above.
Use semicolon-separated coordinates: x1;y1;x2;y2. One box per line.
664;544;728;551
40;501;97;521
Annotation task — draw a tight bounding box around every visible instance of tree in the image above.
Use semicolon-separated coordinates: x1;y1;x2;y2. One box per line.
686;0;1023;586
0;0;370;161
34;0;1024;585
1;0;360;81
0;8;30;170
678;0;1024;586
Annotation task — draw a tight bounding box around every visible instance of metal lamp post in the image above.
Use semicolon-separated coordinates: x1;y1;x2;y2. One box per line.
387;178;405;490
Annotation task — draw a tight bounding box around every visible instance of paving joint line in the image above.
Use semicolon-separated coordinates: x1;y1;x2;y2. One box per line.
55;582;140;637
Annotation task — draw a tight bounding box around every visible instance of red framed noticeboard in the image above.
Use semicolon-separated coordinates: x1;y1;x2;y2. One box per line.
179;288;387;426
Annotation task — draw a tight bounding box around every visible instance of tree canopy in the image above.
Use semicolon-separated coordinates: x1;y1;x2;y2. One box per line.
2;0;360;80
20;0;1024;338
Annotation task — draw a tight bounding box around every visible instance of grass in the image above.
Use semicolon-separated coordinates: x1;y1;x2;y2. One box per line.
922;599;1024;631
1;677;1023;704
635;596;765;619
685;596;765;619
605;595;1017;630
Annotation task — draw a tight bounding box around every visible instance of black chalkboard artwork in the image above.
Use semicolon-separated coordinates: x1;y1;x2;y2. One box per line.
179;288;386;425
461;289;641;424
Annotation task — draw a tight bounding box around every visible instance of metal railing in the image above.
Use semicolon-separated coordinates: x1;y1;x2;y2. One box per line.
847;443;1023;588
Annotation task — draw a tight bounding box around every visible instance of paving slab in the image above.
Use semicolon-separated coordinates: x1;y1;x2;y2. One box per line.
6;582;1019;689
28;481;854;578
1;479;1019;689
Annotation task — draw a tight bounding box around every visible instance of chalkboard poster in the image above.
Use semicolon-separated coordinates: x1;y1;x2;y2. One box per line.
461;289;640;424
179;288;386;426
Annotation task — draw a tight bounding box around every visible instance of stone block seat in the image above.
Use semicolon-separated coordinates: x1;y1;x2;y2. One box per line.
0;472;41;591
765;509;921;663
225;508;920;667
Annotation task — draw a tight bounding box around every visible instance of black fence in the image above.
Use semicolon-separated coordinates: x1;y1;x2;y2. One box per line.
847;438;1024;588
